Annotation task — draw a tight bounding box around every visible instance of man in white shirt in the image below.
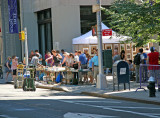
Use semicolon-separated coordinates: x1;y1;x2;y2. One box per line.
31;54;39;67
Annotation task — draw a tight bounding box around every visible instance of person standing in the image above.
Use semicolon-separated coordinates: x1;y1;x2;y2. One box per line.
142;49;148;81
120;50;126;61
92;49;99;84
45;52;53;67
88;55;94;84
29;50;34;63
113;49;120;63
147;47;160;91
78;50;87;83
31;54;39;67
52;50;62;67
35;50;42;65
128;60;134;81
60;49;66;67
5;56;12;82
134;48;144;83
11;56;18;81
73;50;79;69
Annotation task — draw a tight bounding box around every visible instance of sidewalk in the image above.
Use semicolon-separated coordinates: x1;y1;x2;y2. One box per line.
1;73;160;105
36;76;160;105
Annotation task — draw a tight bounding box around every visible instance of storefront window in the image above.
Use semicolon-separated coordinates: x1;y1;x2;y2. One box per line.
80;6;110;34
37;9;53;58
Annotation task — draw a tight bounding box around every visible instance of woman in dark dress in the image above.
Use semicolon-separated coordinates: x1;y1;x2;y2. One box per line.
120;50;126;61
5;56;12;82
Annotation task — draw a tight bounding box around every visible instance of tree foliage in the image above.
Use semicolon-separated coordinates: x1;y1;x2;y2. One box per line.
102;0;160;47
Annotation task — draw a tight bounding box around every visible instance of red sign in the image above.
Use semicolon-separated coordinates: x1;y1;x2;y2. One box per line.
102;29;112;36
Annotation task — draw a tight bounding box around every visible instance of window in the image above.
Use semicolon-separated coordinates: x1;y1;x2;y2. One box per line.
80;6;110;34
37;9;53;58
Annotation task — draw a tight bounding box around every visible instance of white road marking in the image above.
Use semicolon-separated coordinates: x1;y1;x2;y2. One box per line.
14;108;34;111
0;115;17;118
105;106;160;110
65;100;121;104
58;100;160;118
64;112;119;118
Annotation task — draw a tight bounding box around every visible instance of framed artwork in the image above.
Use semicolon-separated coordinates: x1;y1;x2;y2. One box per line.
132;44;136;52
127;53;131;60
114;44;119;50
143;43;149;49
83;48;89;53
120;44;125;51
89;45;97;56
105;44;112;50
126;44;130;50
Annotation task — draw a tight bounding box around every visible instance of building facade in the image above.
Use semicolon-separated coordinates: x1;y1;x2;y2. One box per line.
22;0;113;57
0;0;113;63
0;0;22;64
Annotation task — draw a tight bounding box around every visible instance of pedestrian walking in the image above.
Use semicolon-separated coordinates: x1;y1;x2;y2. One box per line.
5;56;12;82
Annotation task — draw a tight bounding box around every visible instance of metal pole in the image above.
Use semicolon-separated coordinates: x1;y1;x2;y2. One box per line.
24;27;28;68
96;0;107;89
20;0;24;61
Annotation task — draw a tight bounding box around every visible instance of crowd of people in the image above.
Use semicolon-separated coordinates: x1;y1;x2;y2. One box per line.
4;49;99;84
4;46;160;86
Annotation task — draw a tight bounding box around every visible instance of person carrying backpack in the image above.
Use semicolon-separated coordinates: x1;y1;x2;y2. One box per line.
134;48;144;83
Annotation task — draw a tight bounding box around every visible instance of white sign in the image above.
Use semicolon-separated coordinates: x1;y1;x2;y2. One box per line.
92;4;100;13
120;68;126;75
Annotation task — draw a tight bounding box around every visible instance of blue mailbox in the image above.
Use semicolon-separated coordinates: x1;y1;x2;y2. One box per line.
113;60;130;91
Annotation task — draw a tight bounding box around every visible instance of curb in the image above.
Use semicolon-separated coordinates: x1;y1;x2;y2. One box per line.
81;92;160;106
5;81;160;105
36;85;68;92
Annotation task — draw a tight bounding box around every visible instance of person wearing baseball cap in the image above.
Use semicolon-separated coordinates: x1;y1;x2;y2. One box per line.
147;46;160;91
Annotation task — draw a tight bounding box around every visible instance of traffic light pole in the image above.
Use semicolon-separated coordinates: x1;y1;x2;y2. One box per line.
20;0;24;61
96;0;107;89
24;27;28;68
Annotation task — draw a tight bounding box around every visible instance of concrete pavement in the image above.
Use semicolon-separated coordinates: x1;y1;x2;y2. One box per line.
35;76;160;105
1;72;160;105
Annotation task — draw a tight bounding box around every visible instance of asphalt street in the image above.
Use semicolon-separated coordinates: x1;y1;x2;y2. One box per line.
0;84;160;118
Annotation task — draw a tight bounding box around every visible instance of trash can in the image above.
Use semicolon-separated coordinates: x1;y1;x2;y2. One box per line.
113;60;130;91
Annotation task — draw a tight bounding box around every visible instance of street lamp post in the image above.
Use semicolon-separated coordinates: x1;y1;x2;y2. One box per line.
96;0;107;89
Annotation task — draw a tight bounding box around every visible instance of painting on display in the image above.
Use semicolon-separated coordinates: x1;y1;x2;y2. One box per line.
120;44;125;51
105;44;112;50
83;48;89;53
126;44;130;50
114;44;119;50
89;45;97;56
132;44;136;52
127;53;131;60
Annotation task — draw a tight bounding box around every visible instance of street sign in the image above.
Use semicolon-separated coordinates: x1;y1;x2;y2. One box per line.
102;29;112;36
92;4;100;13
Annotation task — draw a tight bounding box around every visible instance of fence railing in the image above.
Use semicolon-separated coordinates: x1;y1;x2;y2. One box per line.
136;64;160;92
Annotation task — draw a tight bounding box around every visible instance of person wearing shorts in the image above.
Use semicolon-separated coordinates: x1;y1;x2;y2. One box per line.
11;56;18;81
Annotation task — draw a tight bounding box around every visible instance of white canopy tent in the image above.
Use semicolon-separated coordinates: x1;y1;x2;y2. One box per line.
72;23;130;44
